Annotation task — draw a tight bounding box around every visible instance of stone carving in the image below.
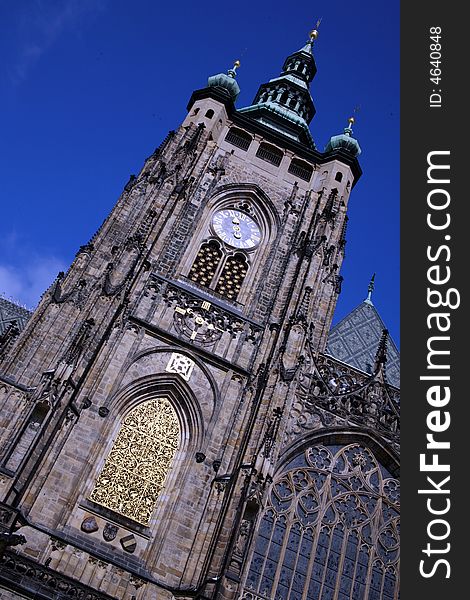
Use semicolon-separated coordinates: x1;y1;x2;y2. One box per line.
145;274;262;346
102;234;145;297
142;276;263;346
242;443;399;600
173;302;227;345
169;292;245;344
130;574;145;589
124;174;137;192
165;353;195;382
50;538;67;552
81;516;99;533
61;318;95;367
0;550;115;600
120;534;137;553
287;353;400;446
280;320;306;381
229;517;254;576
0;321;20;359
50;272;87;306
261;407;283;460
102;523;118;542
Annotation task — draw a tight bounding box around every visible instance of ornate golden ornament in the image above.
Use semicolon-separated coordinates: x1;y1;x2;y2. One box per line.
90;398;180;525
173;302;224;344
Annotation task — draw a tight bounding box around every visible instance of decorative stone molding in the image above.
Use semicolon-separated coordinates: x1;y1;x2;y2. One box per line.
0;550;116;600
286;353;400;446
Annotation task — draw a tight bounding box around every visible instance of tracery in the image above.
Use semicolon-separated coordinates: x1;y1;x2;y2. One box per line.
241;443;399;600
90;398;180;525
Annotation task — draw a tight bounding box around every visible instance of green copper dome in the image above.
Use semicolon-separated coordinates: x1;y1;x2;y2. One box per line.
325;119;361;157
207;62;240;100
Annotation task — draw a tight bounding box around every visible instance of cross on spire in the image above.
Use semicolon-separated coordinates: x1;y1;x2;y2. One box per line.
309;18;322;42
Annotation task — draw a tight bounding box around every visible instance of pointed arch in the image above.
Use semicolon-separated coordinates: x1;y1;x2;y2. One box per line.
241;432;400;600
215;252;249;300
188;239;223;288
179;182;280;307
84;366;210;530
90;397;179;525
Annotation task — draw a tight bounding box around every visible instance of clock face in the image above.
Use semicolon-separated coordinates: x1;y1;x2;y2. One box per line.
211;209;261;250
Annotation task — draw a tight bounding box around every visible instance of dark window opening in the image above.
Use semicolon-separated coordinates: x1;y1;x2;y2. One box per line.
256;143;283;167
225;127;252;151
335;172;343;182
205;109;214;119
288;159;314;182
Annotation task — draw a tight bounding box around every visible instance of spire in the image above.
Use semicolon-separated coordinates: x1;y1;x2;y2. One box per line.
238;27;320;148
325;115;362;157
207;59;241;100
365;273;376;304
374;328;389;373
227;59;240;79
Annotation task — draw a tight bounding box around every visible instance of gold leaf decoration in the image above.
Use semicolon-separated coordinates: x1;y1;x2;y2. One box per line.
90;398;179;525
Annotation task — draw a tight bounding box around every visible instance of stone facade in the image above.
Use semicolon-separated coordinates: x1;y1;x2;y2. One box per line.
0;37;399;600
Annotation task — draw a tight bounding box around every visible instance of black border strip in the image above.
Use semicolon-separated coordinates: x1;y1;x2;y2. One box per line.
401;3;467;597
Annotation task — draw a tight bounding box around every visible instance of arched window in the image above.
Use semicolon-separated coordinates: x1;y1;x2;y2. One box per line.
90;398;180;525
188;240;222;288
256;142;283;167
335;171;344;182
225;127;252;151
280;90;289;105
215;253;248;300
205;109;215;119
288;158;314;182
241;443;399;600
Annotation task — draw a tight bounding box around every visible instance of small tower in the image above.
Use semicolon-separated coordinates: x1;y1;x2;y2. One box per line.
239;28;319;146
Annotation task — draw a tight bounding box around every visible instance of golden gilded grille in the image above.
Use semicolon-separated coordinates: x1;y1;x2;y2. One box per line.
89;398;180;525
188;241;222;288
215;253;248;300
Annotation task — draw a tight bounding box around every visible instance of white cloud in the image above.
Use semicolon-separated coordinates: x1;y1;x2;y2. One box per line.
9;0;108;85
0;256;66;309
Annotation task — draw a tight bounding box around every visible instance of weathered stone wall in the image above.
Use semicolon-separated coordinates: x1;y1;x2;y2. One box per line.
0;88;379;600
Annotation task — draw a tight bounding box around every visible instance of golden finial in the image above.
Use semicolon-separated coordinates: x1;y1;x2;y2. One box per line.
348;116;355;125
228;60;241;78
309;18;322;41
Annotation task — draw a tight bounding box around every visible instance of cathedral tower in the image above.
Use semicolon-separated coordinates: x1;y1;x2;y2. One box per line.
0;30;399;600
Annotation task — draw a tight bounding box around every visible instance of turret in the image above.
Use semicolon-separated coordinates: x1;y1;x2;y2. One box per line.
238;27;321;147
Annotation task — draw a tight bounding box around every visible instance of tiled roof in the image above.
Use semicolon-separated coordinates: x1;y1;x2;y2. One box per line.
327;300;400;388
0;297;31;335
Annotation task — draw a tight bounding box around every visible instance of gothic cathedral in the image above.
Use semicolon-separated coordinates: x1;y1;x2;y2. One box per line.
0;29;400;600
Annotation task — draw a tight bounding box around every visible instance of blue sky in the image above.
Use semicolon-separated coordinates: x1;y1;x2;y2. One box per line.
0;0;399;345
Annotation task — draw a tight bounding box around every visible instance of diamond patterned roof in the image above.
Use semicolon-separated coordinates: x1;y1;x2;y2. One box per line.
326;300;400;388
0;297;31;336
